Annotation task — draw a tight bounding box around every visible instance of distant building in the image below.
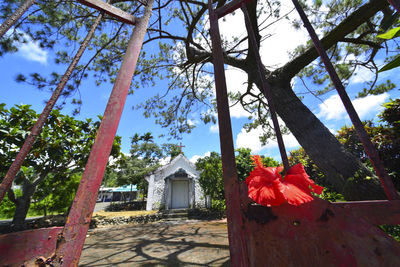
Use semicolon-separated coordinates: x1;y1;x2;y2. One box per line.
145;154;205;210
97;184;137;202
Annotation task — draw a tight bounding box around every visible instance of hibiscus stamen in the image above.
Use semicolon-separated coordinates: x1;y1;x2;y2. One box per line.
251;155;264;168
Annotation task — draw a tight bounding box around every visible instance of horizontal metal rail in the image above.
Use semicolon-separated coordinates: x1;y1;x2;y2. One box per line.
77;0;137;24
215;0;251;18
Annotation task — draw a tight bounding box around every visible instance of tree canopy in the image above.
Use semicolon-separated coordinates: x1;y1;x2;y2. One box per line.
289;98;400;200
107;132;183;194
1;0;399;200
0;104;121;228
195;148;279;209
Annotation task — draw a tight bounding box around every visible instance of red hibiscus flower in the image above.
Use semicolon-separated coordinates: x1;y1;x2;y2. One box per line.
245;156;324;207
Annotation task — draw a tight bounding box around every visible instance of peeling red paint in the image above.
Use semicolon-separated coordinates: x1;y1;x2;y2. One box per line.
0;227;63;266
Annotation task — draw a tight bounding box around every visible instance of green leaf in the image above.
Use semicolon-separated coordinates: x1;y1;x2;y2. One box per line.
379;55;400;72
377;27;400;39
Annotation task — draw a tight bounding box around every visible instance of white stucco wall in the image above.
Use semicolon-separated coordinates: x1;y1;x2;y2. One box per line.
146;154;205;210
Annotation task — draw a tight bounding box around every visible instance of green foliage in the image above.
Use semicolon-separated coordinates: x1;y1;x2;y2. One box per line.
289;99;400;197
377;27;400;40
3;0;394;140
357;80;396;98
379;225;400;242
0;189;21;219
0;103;121;223
30;173;81;216
211;199;226;212
195;152;224;202
336;100;400;190
379;55;400;72
195;148;279;210
377;25;400;72
109;132;182;194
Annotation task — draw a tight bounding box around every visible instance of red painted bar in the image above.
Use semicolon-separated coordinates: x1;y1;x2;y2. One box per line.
208;0;249;266
0;0;36;38
215;0;252;18
241;4;290;171
54;1;154;265
243;198;400;266
291;0;400;200
333;200;400;225
0;227;63;266
0;12;104;203
77;0;137;25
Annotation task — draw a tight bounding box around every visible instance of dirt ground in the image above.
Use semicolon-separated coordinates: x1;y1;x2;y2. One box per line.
92;210;157;218
79;219;230;266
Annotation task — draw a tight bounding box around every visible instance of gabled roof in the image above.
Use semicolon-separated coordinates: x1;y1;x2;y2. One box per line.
146;154;199;181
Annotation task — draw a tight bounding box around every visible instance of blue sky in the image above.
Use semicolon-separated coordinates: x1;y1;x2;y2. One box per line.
1;1;399;164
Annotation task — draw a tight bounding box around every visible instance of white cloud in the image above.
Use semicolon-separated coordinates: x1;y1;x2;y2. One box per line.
209;124;219;133
225;67;253;119
236;121;300;153
258;1;308;68
18;41;48;64
10;30;48;64
190;151;211;164
317;93;390;121
187;119;199;126
208;0;309;120
349;65;375;84
159;157;171;166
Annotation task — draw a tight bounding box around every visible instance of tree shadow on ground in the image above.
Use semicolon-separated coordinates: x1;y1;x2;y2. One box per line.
79;220;230;266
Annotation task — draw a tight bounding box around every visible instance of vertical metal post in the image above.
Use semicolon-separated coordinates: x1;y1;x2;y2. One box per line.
0;0;36;38
208;1;249;266
0;12;104;203
241;3;290;171
291;0;399;200
54;0;154;265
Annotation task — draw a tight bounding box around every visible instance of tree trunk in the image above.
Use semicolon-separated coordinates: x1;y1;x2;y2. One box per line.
254;70;386;200
11;183;36;231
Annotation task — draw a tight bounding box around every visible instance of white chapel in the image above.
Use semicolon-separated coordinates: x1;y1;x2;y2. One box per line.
145;154;205;210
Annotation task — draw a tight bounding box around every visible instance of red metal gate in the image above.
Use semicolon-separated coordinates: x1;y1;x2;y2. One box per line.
208;0;400;266
1;0;400;266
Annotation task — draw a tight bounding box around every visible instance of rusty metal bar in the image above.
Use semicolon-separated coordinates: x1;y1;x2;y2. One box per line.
76;0;137;25
387;0;400;13
54;1;154;265
0;227;63;266
0;0;36;38
241;4;290;171
215;0;251;18
208;0;249;266
291;0;400;200
0;12;104;204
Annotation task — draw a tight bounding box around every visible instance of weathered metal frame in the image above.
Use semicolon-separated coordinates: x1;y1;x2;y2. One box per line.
54;0;154;264
76;0;137;25
0;0;153;265
1;0;400;265
290;0;399;200
0;0;138;203
208;0;400;265
208;1;249;265
0;10;105;203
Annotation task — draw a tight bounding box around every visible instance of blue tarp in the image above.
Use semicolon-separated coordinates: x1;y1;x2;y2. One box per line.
112;184;137;192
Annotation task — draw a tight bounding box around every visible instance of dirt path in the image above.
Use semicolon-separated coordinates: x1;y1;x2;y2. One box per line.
79;219;230;266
